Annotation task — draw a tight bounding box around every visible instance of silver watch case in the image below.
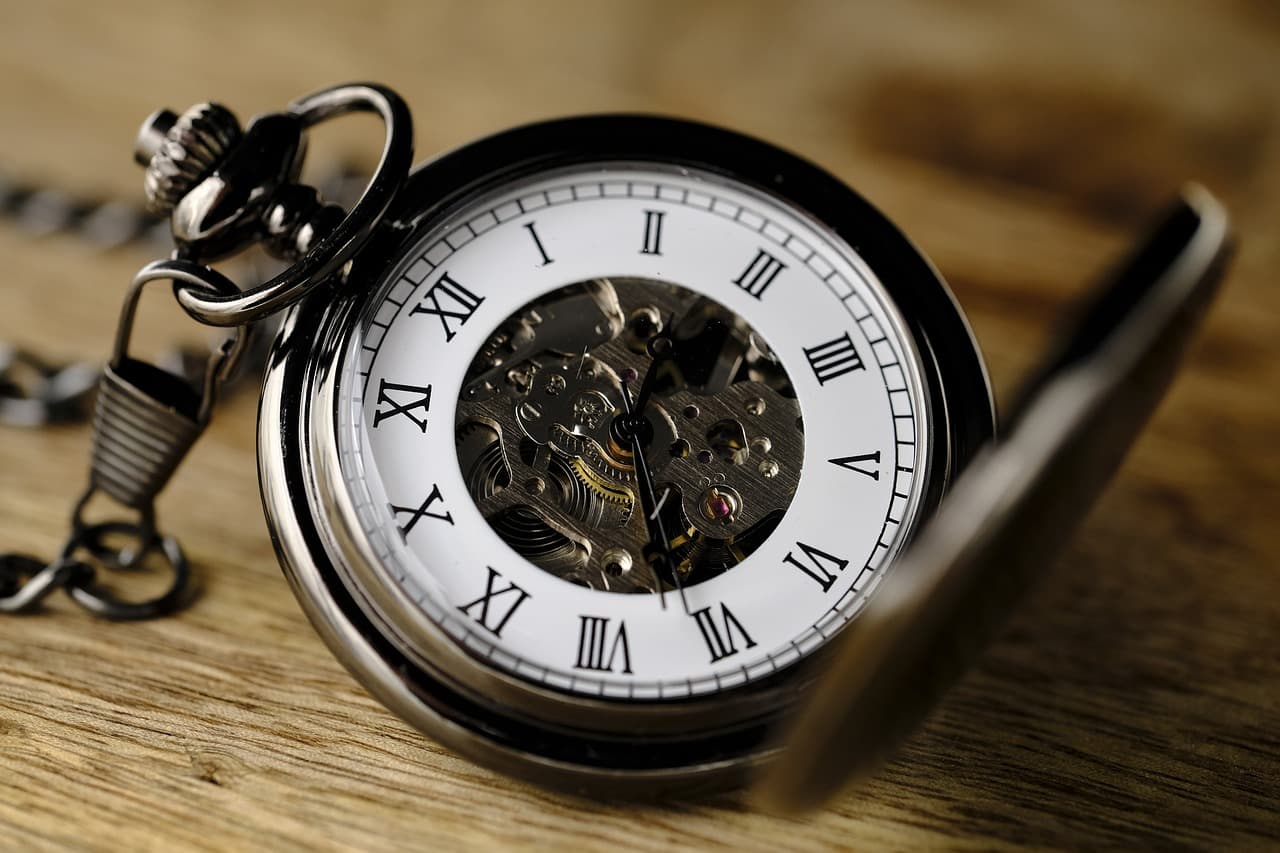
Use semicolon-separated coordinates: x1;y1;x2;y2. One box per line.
257;115;995;795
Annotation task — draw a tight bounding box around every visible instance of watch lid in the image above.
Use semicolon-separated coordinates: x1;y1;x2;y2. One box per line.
757;185;1232;813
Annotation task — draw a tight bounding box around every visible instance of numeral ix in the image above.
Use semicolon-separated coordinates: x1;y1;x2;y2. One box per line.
372;378;432;432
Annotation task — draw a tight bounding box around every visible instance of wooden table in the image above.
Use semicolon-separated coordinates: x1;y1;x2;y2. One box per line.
2;2;1277;848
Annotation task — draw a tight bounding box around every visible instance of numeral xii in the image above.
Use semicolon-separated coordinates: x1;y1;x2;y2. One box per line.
411;273;484;342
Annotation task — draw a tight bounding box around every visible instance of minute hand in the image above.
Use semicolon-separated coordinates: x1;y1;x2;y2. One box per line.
619;381;689;614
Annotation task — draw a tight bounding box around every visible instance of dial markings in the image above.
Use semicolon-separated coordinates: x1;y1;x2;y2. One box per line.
782;542;850;593
639;209;665;255
829;450;881;480
410;273;485;342
371;379;432;432
732;247;786;299
691;602;758;663
574;615;633;674
458;567;531;637
522;221;554;266
389;483;454;540
803;332;865;385
350;167;926;699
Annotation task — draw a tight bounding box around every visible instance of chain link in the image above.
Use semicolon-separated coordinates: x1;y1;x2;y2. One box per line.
0;84;396;620
0;164;366;429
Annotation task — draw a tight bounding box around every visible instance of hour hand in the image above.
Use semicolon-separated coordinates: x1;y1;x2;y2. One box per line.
617;379;688;612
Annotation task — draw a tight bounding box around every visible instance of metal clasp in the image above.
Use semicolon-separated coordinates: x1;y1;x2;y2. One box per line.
86;259;249;513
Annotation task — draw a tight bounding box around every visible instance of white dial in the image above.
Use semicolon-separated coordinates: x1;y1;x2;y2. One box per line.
335;162;930;700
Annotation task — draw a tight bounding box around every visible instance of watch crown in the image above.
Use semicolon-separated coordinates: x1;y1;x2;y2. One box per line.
134;103;242;215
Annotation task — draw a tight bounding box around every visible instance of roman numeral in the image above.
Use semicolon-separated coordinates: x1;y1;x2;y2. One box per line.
783;541;850;593
639;209;665;255
410;273;485;342
371;378;432;431
457;567;530;637
523;221;554;266
691;602;757;663
389;483;454;540
732;248;786;299
574;615;633;674
829;450;881;480
804;332;864;385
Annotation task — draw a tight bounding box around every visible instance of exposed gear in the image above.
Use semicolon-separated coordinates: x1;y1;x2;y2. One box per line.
456;277;803;594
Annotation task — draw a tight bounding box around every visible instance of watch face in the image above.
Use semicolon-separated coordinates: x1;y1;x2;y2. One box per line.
338;161;931;700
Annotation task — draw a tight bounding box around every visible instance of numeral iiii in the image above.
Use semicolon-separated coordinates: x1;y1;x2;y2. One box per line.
458;567;530;637
411;273;485;342
574;615;633;674
804;332;864;385
691;602;757;663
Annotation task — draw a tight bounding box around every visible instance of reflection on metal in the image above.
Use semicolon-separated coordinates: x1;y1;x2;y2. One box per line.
759;185;1233;813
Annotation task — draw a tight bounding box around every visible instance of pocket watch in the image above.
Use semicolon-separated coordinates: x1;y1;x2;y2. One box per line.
0;83;1231;806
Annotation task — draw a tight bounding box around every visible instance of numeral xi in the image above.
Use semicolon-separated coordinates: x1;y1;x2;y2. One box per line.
458;567;531;638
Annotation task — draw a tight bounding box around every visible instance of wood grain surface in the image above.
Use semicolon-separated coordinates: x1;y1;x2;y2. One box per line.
2;2;1278;849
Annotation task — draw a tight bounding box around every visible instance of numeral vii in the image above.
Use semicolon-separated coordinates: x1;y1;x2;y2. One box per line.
410;273;485;342
639;209;665;255
804;332;864;385
691;602;757;663
783;542;850;593
574;615;633;674
372;378;432;432
732;248;786;299
458;567;530;638
389;483;454;540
